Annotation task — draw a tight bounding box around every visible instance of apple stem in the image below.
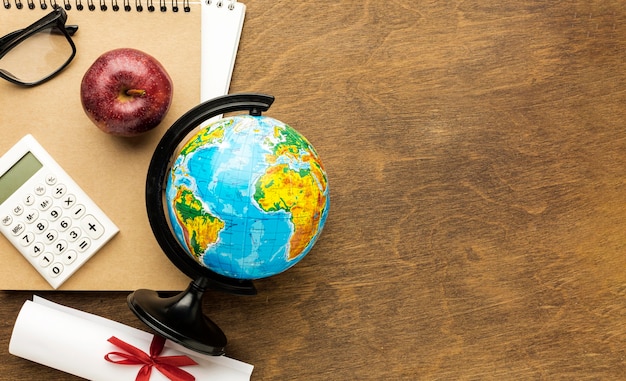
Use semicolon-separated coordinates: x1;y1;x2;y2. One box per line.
126;89;146;97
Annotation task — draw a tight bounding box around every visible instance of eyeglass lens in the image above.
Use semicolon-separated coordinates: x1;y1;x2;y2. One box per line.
0;26;73;84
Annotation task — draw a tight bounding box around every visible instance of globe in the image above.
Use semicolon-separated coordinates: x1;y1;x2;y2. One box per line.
165;114;329;280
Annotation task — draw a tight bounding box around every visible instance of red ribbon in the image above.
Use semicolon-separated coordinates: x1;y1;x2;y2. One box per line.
104;335;198;381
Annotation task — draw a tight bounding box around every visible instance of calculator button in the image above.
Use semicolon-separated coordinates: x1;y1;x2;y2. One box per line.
11;223;25;236
30;242;44;257
34;220;49;233
48;207;62;221
54;240;68;255
2;215;12;226
62;250;77;265
49;263;64;277
44;230;58;243
61;194;76;209
76;237;91;252
24;210;39;224
12;205;24;215
52;184;67;199
71;204;86;219
23;194;35;206
81;215;105;239
39;253;54;267
19;232;34;246
45;174;57;186
34;184;46;196
67;227;81;242
38;197;53;211
57;217;72;231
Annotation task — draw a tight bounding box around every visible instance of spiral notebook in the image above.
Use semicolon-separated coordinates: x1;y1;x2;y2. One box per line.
0;1;246;290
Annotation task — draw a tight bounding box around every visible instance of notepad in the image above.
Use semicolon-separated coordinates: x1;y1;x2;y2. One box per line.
0;1;246;290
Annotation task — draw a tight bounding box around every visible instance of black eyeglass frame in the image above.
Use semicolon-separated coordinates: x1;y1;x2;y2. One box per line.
0;6;78;87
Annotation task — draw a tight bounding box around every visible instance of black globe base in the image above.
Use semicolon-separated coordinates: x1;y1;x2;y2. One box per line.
127;279;228;356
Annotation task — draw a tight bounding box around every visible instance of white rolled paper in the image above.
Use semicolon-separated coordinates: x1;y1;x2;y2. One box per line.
9;296;253;381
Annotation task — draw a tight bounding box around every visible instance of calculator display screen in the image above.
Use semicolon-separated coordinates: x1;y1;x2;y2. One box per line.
0;152;43;205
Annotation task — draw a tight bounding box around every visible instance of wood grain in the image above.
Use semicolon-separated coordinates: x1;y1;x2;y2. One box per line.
2;0;626;379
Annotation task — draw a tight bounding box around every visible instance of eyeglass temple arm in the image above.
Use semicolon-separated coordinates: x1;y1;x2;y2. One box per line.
0;25;78;46
63;25;79;35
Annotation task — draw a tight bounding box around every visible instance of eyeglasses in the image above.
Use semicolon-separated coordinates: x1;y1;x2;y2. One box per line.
0;7;78;87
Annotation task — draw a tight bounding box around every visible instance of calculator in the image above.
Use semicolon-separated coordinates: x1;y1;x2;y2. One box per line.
0;135;119;289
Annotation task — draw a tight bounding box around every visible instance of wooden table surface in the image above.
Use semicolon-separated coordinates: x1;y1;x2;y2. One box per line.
3;0;626;379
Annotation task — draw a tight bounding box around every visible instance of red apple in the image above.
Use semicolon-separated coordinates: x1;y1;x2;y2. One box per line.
80;48;173;137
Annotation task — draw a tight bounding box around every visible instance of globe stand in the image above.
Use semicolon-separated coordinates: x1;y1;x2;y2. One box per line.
128;279;227;355
128;93;276;355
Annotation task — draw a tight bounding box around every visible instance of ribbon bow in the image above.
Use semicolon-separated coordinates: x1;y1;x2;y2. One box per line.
104;335;198;381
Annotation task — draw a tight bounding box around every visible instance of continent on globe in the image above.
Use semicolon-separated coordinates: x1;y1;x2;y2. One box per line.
166;114;329;280
254;164;327;260
171;185;225;259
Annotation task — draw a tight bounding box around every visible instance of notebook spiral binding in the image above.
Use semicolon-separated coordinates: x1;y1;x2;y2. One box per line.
0;0;238;12
206;0;235;10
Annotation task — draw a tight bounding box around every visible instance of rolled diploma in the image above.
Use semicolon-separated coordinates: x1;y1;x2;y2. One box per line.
9;296;253;381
